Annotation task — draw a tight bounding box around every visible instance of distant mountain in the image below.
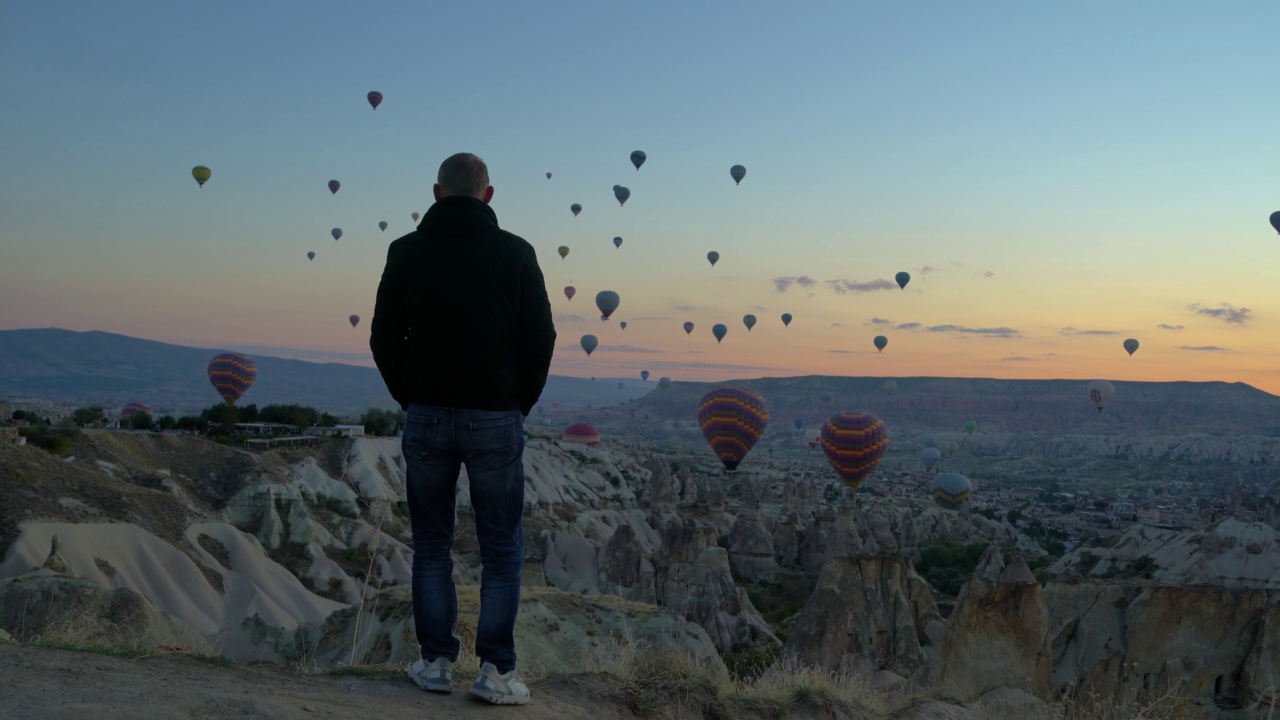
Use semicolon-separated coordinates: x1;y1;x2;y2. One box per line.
0;328;653;416
4;328;1278;432
632;375;1280;436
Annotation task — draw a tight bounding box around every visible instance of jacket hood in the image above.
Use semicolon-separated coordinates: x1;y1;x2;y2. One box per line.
418;196;499;234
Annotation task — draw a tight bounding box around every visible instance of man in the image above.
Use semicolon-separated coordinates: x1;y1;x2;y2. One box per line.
370;153;556;705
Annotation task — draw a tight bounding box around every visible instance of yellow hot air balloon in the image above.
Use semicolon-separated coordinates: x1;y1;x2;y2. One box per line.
191;166;212;188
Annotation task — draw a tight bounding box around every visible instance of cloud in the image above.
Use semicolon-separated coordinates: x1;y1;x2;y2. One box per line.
1189;303;1252;325
1156;323;1184;330
926;325;1021;338
752;305;767;312
227;345;375;366
553;313;585;323
628;316;671;321
827;278;898;295
950;261;965;267
917;265;939;275
773;275;817;292
674;305;696;312
1060;327;1117;336
829;349;853;354
896;322;921;330
868;317;892;326
983;270;995;279
830;323;843;327
1002;356;1033;362
1179;345;1232;352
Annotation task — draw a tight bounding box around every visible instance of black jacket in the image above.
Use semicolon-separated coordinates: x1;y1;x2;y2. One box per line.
369;197;556;415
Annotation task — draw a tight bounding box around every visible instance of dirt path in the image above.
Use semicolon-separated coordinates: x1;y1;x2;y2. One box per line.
0;645;640;720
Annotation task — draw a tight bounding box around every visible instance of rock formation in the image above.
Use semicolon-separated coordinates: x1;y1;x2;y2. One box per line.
782;555;941;675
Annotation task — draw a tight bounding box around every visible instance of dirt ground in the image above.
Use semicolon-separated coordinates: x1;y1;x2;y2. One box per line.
0;644;645;720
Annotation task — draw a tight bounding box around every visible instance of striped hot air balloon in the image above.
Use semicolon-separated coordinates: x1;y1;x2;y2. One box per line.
820;411;889;490
207;352;257;406
930;472;973;511
696;385;769;472
121;402;152;418
367;91;383;110
562;423;601;447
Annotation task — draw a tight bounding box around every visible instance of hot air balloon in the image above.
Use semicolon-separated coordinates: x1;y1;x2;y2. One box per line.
596;290;620;320
793;418;805;430
1087;380;1115;413
820;412;889;490
613;236;623;249
641;370;649;381
873;335;888;352
895;272;910;290
349;315;360;328
930;473;973;511
558;246;569;259
331;228;343;241
1270;211;1280;234
630;150;646;170
562;423;601;447
781;313;792;327
571;203;582;217
307;251;315;261
696;386;769;472
619;321;627;330
804;428;821;449
412;212;420;222
564;286;575;300
658;377;672;391
581;335;599;356
328;180;340;195
707;251;719;267
379;221;388;232
1123;338;1139;356
546;172;553;179
730;165;746;185
121;402;152;418
683;321;694;335
553;402;560;409
920;447;941;472
820;391;833;406
884;380;897;395
367;91;383;110
712;324;728;343
613;185;630;206
191;166;212;188
923;434;938;449
207;352;257;406
743;314;757;331
964;420;977;436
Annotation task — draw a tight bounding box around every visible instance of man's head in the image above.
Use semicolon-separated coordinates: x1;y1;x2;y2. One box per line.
434;153;494;203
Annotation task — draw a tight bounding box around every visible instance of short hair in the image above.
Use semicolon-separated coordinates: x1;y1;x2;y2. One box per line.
437;153;490;198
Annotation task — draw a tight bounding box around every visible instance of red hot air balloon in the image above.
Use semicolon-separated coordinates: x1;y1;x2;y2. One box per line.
207;352;257;406
121;402;152;418
820;411;889;490
367;91;383;110
696;385;769;472
562;423;601;447
328;180;340;195
564;286;576;300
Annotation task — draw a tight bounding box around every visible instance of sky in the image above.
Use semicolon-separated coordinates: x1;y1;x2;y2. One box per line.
2;1;1278;394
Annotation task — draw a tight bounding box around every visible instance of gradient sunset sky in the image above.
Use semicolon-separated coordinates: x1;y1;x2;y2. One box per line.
2;2;1278;393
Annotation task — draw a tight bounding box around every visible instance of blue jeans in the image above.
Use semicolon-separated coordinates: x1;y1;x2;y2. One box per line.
402;404;526;673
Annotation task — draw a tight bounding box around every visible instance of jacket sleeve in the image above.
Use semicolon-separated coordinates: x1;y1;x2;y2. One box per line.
516;244;557;416
369;241;410;410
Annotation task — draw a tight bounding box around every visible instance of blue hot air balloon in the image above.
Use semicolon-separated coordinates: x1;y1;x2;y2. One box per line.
781;313;792;327
331;228;343;241
730;165;746;185
712;324;728;343
630;151;646;170
580;334;599;356
613;236;623;249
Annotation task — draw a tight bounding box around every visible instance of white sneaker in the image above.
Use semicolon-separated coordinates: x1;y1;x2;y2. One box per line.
467;662;531;705
407;657;453;693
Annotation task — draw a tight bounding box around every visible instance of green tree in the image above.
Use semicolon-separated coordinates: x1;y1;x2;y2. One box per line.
238;403;259;423
175;415;203;432
1006;508;1023;525
124;412;154;430
71;406;105;427
156;415;177;430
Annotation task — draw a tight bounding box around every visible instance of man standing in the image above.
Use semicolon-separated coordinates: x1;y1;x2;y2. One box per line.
370;153;556;705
